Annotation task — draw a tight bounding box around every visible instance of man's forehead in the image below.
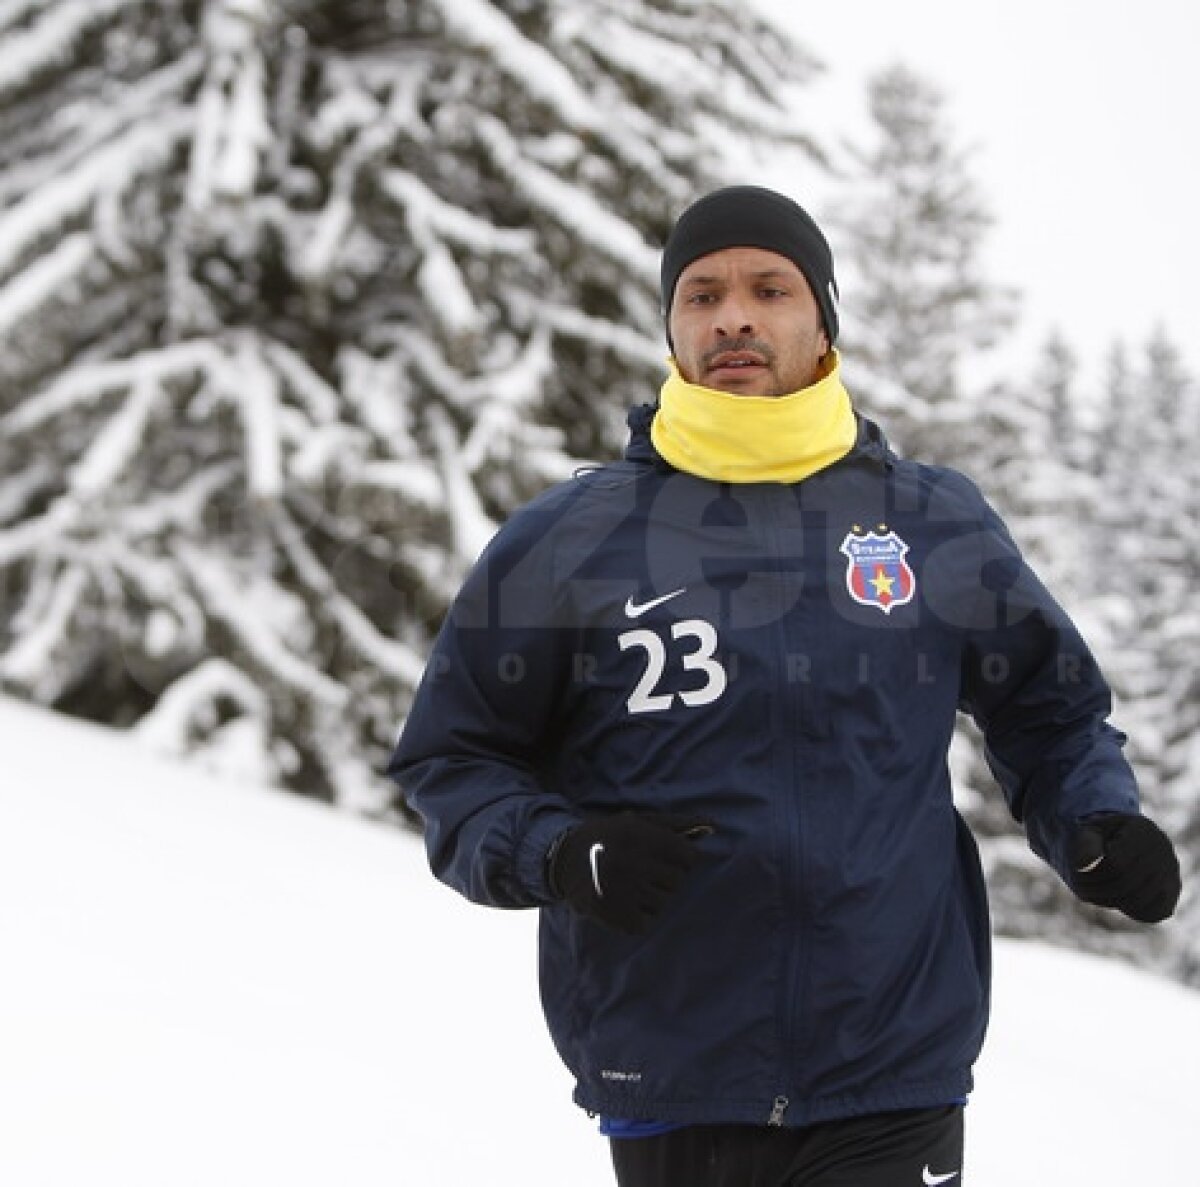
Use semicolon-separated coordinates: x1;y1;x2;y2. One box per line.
677;246;804;284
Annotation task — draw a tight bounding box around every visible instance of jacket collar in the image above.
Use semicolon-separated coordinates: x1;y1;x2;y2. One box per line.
624;403;895;475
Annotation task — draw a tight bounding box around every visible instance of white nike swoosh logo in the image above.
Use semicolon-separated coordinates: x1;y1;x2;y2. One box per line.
922;1168;959;1186
589;843;605;898
624;588;686;618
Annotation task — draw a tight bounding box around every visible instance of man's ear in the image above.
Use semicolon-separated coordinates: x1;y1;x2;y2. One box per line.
819;330;830;355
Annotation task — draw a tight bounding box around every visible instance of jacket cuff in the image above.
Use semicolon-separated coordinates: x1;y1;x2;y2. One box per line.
516;810;581;906
1028;783;1140;884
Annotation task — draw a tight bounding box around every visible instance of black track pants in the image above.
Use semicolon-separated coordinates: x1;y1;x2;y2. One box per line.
610;1105;964;1187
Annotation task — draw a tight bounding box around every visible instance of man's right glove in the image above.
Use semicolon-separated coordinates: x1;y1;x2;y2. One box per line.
547;812;712;935
1069;813;1182;924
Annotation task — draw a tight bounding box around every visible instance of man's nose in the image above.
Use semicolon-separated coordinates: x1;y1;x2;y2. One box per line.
715;298;754;337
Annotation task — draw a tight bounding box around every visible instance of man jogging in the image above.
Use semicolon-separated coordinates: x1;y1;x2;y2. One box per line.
389;185;1181;1186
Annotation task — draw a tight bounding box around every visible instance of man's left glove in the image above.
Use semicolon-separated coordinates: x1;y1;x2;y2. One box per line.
547;812;712;935
1069;814;1182;923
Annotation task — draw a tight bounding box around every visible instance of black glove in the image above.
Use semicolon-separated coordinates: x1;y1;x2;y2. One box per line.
1069;814;1181;924
547;812;713;935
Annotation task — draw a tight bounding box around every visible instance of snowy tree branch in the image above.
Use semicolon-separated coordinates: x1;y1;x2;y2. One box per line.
0;563;90;700
134;657;270;756
176;541;347;709
427;404;496;563
1;340;219;436
475;113;659;279
271;509;427;688
0;0;137;103
69;376;162;500
0;231;93;338
0;112;192;282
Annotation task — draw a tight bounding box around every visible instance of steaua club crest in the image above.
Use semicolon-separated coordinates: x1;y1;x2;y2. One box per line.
839;525;916;615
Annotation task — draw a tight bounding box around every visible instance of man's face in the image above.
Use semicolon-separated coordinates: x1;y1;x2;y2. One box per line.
668;247;829;397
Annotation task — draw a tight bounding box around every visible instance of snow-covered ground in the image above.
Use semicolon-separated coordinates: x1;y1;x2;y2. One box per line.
1;694;1196;1186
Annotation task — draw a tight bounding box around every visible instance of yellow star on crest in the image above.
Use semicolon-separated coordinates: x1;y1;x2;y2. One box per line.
869;566;895;598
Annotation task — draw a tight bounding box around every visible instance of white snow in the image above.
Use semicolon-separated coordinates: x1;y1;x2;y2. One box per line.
0;111;191;282
226;338;284;501
353;459;443;510
187;1;273;210
382;169;536;258
308;85;382;149
326;594;427;688
0;565;88;697
518;297;665;370
69;376;162;500
416;237;480;339
133;657;268;753
476;113;659;280
121;461;240;541
0;694;1196;1186
189;0;272;207
268;510;428;689
572;13;706;100
0;0;53;38
213;42;269;202
299;191;354;286
0;230;92;337
298;112;397;287
187;70;227;212
0;457;52;527
432;0;604;142
175;542;346;708
0;0;133;101
0;339;218;437
428;403;497;563
460;325;556;470
263;340;340;426
0;509;68;569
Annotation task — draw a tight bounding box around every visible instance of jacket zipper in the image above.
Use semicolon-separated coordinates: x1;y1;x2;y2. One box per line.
762;487;810;1131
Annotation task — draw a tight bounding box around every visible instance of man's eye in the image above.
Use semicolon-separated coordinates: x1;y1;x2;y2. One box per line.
759;287;787;299
687;292;717;305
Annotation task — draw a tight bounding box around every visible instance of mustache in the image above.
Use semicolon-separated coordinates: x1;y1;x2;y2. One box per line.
701;338;775;367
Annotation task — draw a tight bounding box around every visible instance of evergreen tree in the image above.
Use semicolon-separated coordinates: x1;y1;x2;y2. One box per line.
985;331;1096;595
1102;330;1200;981
1041;330;1080;448
831;61;1016;465
984;329;1200;984
0;0;825;809
1091;342;1138;494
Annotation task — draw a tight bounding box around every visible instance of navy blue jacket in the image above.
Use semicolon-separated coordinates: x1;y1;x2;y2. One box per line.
389;407;1140;1128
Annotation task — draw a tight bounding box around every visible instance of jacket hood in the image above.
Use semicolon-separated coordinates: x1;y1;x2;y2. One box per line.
623;401;895;473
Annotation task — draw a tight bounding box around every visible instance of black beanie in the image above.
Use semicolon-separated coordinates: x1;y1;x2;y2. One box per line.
660;185;839;344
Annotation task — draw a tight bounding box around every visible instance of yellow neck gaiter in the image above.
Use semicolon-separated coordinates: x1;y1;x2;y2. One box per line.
650;349;857;484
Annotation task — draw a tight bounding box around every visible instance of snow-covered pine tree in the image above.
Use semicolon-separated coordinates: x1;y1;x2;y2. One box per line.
830;62;1016;466
0;0;825;810
1087;334;1191;779
980;332;1098;594
943;331;1111;938
975;330;1199;985
1083;330;1200;982
1039;331;1084;459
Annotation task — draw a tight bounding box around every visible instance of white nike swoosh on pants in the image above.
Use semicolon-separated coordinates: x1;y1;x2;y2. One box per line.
589;843;605;898
922;1167;959;1185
